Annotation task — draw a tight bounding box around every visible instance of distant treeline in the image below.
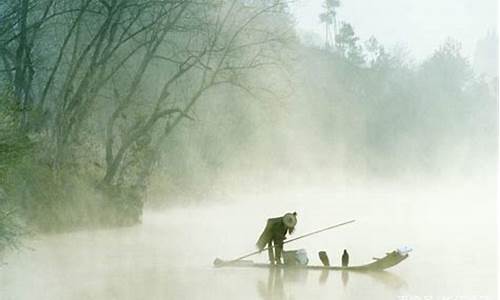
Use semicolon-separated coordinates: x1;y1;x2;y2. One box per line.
293;35;497;178
151;28;497;197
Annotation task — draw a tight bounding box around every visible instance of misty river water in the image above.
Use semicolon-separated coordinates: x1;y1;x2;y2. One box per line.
0;180;497;300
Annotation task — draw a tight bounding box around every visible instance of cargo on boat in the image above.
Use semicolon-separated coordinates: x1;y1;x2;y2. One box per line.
214;248;410;272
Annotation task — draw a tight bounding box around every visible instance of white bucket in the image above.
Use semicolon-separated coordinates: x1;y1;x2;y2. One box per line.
283;249;309;265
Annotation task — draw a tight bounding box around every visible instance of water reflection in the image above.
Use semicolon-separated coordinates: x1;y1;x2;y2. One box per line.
366;271;407;290
341;270;349;287
257;267;310;299
257;267;406;299
257;268;286;300
319;270;329;285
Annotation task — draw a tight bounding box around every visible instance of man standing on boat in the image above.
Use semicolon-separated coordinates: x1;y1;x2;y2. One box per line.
256;212;297;265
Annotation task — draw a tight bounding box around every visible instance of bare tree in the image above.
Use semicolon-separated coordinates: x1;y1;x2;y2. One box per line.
100;0;294;186
0;0;294;209
0;0;56;128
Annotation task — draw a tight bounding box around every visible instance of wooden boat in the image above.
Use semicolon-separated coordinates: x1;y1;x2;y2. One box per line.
214;250;409;272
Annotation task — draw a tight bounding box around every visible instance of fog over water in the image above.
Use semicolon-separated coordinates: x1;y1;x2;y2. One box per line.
0;178;496;299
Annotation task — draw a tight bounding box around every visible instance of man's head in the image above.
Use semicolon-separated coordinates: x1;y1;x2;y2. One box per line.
283;212;297;228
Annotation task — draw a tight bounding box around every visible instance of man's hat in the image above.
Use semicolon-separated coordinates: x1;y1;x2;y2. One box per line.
283;212;297;228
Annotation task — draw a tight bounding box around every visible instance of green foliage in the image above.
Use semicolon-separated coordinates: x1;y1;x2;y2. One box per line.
0;92;32;252
0;0;294;248
335;22;365;65
419;39;474;94
0;201;24;253
0;91;143;241
299;37;496;177
319;0;341;24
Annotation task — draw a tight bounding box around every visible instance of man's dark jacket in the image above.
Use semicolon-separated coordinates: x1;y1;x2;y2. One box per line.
256;217;291;250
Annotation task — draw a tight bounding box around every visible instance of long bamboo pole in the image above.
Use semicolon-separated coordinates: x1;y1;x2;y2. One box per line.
228;219;356;262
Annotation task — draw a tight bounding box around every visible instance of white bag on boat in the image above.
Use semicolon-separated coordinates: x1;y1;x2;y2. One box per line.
397;246;413;255
283;249;309;265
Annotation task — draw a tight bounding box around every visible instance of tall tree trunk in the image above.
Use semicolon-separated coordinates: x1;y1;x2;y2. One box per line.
13;0;31;129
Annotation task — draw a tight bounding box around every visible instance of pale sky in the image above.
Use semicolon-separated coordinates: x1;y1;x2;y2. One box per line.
291;0;498;61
